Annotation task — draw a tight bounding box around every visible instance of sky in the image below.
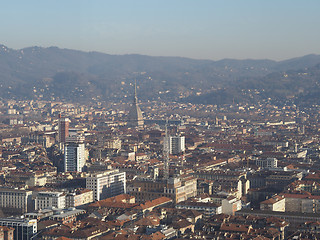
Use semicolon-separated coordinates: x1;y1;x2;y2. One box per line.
1;0;320;61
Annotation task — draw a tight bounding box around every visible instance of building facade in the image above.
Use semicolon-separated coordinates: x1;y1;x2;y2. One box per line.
0;188;33;214
58;117;70;143
86;170;126;201
129;176;197;204
0;218;37;240
0;226;14;240
35;192;66;210
168;136;185;155
256;157;278;169
65;189;93;208
64;135;86;172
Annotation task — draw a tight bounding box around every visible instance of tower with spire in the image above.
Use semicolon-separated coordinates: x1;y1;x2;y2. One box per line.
127;80;144;128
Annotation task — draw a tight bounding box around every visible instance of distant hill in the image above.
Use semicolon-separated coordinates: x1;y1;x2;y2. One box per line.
1;44;320;105
186;63;320;106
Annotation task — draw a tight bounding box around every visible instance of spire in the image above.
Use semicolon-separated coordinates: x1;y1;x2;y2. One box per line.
127;79;144;128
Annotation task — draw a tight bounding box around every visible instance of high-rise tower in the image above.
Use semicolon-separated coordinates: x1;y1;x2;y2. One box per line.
167;135;185;155
58;115;70;143
64;135;86;172
127;80;144;128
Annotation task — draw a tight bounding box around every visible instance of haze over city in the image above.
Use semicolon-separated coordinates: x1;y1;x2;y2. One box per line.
2;0;320;60
2;1;320;239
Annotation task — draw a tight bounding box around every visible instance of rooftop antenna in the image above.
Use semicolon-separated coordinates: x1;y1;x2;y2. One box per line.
163;118;169;179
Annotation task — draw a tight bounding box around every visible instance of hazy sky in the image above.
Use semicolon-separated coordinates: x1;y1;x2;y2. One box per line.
1;0;320;60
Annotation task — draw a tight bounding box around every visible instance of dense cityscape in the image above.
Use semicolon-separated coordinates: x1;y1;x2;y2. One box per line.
2;0;320;239
0;81;319;239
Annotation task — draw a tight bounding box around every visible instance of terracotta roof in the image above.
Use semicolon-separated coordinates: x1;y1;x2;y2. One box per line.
89;194;137;208
133;197;172;211
135;215;160;227
260;195;284;204
220;223;251;233
56;237;73;240
172;219;193;229
283;193;320;200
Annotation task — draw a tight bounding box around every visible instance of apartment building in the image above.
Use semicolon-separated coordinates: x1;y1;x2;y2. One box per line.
86;169;126;201
0;188;33;214
35;192;65;210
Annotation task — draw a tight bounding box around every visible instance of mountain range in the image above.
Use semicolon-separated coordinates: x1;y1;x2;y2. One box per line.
1;44;320;106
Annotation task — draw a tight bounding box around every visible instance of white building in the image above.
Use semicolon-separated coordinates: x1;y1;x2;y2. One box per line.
0;188;33;213
35;192;65;210
64;135;86;172
86;170;126;201
256;157;278;169
168;136;185;155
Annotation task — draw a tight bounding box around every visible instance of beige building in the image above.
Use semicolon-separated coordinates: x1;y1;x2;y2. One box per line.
221;196;242;215
5;171;52;188
65;189;93;208
260;193;320;213
0;188;33;214
284;193;320;213
129;176;197;204
105;138;122;150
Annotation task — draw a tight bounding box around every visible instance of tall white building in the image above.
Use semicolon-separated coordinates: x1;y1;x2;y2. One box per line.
167;136;185;155
86;169;126;201
64;135;86;172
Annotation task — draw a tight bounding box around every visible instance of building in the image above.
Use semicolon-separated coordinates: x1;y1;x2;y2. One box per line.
0;188;33;214
256;157;278;169
236;209;320;228
221;196;242;215
22;133;54;148
105;138;122;150
260;195;285;212
86;169;126;201
127;81;144;128
129;175;197;204
167;135;185;155
58;116;70;144
176;199;222;219
0;226;14;240
0;218;37;240
49;209;86;224
65;189;93;208
35;192;66;210
284;193;320;213
64;135;86;172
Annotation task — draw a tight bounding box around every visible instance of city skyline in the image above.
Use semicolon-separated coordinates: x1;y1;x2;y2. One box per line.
1;0;320;61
